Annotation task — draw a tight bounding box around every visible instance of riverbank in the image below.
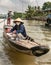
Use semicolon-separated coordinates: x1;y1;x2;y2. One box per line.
22;16;47;21
33;16;47;21
0;16;47;21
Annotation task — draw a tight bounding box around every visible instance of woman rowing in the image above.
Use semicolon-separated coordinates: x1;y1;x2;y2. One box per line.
10;18;27;38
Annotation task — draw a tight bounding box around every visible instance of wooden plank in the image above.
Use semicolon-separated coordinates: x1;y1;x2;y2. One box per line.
16;40;38;48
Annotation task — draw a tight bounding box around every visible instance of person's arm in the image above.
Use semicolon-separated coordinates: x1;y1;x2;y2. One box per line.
10;25;16;32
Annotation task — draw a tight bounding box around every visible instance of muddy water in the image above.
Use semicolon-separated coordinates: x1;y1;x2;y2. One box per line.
0;19;51;65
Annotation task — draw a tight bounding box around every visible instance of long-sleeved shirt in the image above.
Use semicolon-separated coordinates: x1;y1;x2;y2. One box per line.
11;23;27;37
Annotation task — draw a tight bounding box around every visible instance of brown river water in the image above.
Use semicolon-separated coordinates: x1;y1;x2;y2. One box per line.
0;19;51;65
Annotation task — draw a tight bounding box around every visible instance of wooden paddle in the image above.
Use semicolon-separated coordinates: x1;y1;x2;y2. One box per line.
26;35;41;45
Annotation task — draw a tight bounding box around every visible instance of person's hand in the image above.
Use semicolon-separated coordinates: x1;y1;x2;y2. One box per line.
12;34;16;37
18;33;23;37
13;30;16;34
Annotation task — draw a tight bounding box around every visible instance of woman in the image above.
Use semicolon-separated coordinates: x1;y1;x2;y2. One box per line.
11;18;27;37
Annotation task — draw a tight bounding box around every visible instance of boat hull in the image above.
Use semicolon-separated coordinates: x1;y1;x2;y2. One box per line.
3;34;32;55
3;32;49;57
3;25;50;57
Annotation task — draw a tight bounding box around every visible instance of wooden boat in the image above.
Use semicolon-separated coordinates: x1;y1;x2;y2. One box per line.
3;25;50;57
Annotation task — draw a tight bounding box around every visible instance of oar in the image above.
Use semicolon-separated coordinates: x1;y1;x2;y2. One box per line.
33;40;41;45
26;35;41;45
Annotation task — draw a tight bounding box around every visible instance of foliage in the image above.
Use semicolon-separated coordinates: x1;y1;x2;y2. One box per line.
25;5;35;19
12;12;26;19
34;11;43;16
12;12;23;19
42;2;51;10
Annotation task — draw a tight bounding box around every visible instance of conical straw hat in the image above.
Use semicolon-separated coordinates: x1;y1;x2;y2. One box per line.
13;18;23;23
